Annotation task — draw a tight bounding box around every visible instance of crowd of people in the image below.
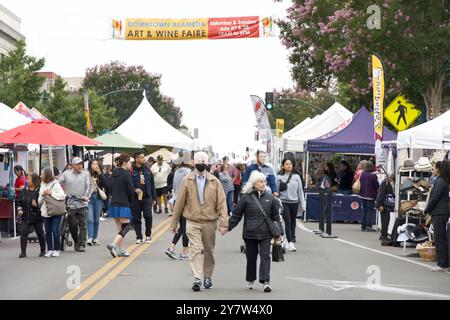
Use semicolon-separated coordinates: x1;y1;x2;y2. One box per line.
12;149;450;293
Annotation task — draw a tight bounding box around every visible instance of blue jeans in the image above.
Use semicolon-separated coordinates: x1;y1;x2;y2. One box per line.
226;191;234;214
88;192;103;239
44;215;62;251
361;199;375;230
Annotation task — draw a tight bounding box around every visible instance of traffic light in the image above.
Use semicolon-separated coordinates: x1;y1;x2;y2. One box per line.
265;92;274;110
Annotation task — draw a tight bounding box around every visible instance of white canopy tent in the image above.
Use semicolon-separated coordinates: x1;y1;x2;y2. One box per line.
283;116;314;138
281;102;353;152
116;95;194;150
0;102;31;132
397;110;450;150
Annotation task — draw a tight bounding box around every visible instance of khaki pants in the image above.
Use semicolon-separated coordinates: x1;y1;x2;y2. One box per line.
186;219;217;279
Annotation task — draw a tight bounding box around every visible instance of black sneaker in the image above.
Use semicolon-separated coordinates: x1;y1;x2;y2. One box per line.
39;251;45;257
153;205;158;213
204;277;213;289
165;208;169;214
192;278;202;292
19;253;26;258
158;209;162;214
263;282;272;293
78;246;86;252
292;237;297;243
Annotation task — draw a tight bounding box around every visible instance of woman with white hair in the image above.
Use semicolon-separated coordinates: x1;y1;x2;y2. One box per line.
228;171;282;293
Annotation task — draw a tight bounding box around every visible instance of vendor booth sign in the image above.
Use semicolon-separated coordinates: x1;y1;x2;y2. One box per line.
112;16;275;40
384;95;421;131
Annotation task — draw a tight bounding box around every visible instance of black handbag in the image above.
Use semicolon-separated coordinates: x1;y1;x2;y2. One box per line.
251;194;283;238
272;242;284;262
278;173;293;192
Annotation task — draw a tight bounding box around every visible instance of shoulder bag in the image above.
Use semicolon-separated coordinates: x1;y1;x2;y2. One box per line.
44;182;67;216
278;173;293;192
352;176;361;194
251;194;283;238
92;175;107;201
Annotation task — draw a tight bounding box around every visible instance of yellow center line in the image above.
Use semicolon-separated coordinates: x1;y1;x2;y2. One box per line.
78;220;171;300
60;218;171;300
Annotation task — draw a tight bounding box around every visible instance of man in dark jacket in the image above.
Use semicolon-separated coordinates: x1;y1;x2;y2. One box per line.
376;175;395;241
242;150;278;195
424;161;450;272
131;152;157;244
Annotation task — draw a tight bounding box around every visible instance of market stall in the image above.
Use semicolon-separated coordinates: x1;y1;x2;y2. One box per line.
0;119;101;238
304;107;397;222
391;110;450;252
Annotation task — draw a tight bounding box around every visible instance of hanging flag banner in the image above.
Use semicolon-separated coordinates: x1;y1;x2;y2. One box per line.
250;95;274;160
111;16;274;40
371;54;385;165
83;92;93;133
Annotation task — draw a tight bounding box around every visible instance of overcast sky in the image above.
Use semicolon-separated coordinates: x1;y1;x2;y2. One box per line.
2;0;294;155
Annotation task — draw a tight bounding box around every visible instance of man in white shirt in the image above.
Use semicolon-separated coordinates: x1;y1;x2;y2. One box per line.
151;155;172;214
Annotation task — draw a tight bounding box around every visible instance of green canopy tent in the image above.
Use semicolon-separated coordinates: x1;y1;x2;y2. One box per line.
83;131;144;167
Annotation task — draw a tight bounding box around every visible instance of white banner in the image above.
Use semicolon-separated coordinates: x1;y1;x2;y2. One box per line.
250;95;273;161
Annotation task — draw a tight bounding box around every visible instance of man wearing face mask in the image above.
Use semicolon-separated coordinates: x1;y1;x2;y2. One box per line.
170;151;229;292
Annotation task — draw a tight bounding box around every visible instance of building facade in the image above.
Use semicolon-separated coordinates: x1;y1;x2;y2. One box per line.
0;4;24;58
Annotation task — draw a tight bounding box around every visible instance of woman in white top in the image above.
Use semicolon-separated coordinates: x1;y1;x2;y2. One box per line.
39;167;66;257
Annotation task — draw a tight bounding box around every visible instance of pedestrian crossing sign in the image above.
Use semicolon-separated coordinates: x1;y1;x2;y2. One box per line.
384;95;421;131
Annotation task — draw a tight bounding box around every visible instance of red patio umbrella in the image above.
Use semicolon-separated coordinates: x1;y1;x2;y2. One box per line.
0;119;100;145
0;119;101;171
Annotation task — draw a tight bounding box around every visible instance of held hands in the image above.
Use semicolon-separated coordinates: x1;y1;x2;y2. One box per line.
219;226;229;236
135;188;143;194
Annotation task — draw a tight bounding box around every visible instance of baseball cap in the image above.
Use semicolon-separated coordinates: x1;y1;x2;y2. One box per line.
175;151;192;165
71;157;83;165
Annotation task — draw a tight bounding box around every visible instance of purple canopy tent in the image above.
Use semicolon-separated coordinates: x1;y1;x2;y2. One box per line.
307;107;397;154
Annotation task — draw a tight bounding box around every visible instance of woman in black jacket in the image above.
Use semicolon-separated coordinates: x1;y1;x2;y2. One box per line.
424;161;450;272
107;154;134;258
228;171;282;293
16;173;46;258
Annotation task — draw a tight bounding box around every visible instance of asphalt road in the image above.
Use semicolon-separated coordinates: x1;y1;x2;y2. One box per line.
1;213;450;300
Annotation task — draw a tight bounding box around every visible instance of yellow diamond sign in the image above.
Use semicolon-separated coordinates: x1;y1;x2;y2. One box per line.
384;95;421;131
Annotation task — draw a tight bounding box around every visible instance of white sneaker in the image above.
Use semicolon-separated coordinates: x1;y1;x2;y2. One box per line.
136;239;143;244
87;238;94;246
100;217;107;221
431;266;447;272
247;281;255;290
52;251;60;257
44;251;53;258
145;237;152;243
93;239;101;245
282;240;289;251
289;242;297;252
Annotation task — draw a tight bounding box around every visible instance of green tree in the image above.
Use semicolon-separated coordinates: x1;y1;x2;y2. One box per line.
39;77;117;136
278;0;449;120
0;40;45;107
82;61;184;127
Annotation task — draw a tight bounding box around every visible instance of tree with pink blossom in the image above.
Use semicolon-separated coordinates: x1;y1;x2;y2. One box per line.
278;0;449;120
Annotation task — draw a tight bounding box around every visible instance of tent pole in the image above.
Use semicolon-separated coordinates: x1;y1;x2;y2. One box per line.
305;152;310;186
112;147;114;168
39;145;42;174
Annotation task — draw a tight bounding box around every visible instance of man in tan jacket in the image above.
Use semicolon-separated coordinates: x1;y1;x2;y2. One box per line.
170;151;228;291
